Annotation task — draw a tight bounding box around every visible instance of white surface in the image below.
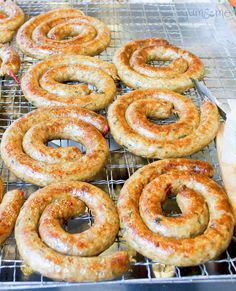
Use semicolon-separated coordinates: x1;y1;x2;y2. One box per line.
222;100;236;163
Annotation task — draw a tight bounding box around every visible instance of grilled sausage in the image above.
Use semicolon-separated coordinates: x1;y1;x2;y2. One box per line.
0;177;24;244
16;8;110;59
1;106;109;186
21;55;117;110
113;38;205;92
0;1;24;43
15;182;129;282
108;89;219;158
118;159;234;266
0;44;20;83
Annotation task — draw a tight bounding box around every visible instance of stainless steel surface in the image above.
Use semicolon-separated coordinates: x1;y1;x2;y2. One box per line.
0;0;236;289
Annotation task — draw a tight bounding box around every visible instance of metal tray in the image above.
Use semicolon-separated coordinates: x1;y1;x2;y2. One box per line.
0;0;236;289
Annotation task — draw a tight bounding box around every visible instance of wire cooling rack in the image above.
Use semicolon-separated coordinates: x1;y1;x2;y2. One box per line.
0;0;236;289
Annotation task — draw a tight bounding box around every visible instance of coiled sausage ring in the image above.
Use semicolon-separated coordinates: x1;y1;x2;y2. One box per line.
108;89;219;158
113;38;205;92
0;0;25;43
1;107;109;186
118;159;234;266
16;8;111;59
21;55;117;110
0;176;24;244
15;182;129;282
0;44;21;83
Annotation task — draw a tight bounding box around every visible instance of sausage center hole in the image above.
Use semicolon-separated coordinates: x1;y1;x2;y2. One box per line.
61;33;77;40
148;112;179;125
49;30;80;41
61;81;99;93
62;80;92;86
47;140;86;154
62;212;93;234
162;193;182;217
147;60;172;68
62;80;85;85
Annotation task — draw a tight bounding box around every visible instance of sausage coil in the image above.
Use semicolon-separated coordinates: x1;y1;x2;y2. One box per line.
1;107;109;186
0;44;20;83
108;89;219;158
118;159;234;266
113;38;205;92
0;1;24;43
15;182;129;282
21;55;117;110
16;8;111;59
0;177;24;244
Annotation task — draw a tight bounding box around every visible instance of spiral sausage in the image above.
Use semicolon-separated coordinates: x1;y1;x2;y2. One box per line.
0;177;24;244
15;182;129;282
16;8;111;59
1;106;109;186
113;38;205;92
21;55;117;110
108;89;219;158
118;159;234;266
0;1;25;43
0;44;20;83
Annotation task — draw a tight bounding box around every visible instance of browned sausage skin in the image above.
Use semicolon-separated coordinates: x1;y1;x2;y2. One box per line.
21;55;117;110
16;8;110;59
15;182;129;282
113;38;205;92
0;44;21;83
0;1;25;43
118;159;234;266
0;177;24;244
1;106;109;186
108;89;219;158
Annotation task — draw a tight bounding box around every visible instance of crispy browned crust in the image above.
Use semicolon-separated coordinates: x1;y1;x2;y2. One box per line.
1;106;109;186
118;159;234;266
0;177;24;244
16;8;111;59
21;54;117;110
0;1;25;43
108;89;220;158
15;182;129;282
113;38;205;92
217;123;236;232
0;44;20;76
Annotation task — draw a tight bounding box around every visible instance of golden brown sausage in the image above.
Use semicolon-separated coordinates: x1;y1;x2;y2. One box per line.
0;44;20;83
108;89;219;158
113;38;205;92
15;182;129;282
21;55;117;110
118;159;234;266
16;8;110;59
0;177;24;244
1;106;109;186
0;1;25;43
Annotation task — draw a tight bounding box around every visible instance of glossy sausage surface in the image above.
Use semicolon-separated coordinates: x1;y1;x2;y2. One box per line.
118;159;234;266
16;8;110;59
108;89;219;158
113;38;205;92
15;182;129;282
1;106;109;186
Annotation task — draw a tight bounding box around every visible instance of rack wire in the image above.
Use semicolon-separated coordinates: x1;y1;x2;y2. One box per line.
0;0;236;289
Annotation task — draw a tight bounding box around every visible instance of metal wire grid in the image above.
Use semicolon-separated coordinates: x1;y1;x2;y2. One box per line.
0;0;235;288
